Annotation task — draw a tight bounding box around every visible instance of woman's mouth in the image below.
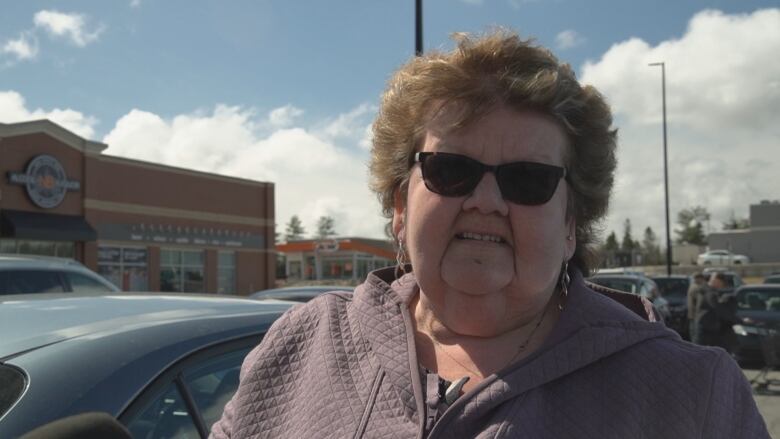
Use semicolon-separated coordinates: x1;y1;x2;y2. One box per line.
455;232;507;244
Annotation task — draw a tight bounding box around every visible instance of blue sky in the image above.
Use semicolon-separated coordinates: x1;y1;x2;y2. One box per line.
2;1;779;244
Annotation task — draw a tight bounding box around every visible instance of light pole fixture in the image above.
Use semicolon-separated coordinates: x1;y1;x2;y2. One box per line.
648;61;672;276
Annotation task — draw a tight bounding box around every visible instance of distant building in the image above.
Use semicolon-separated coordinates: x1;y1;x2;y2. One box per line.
276;237;395;283
0;120;275;294
707;201;780;263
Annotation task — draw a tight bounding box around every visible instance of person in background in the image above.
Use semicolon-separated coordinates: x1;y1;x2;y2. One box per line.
211;29;769;438
695;272;738;350
687;272;706;341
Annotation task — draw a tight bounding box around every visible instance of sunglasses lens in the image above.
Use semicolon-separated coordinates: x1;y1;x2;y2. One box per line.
498;163;562;205
421;154;483;196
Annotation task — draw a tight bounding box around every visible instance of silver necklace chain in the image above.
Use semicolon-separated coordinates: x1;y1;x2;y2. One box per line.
426;302;552;378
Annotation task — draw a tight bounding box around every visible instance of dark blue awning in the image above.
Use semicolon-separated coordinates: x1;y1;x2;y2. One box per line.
1;209;96;241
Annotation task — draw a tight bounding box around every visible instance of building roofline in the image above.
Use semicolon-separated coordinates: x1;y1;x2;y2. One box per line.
0;119;107;154
0;119;272;188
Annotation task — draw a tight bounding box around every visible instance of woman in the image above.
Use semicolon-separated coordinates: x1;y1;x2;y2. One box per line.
212;30;768;438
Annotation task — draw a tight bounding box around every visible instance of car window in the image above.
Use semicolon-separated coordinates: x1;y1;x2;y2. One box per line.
0;365;26;419
183;348;250;432
65;272;115;293
652;278;689;297
0;270;65;295
737;289;780;311
123;344;254;438
125;381;200;439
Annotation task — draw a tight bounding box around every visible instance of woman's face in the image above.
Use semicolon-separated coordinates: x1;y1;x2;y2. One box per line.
394;106;575;336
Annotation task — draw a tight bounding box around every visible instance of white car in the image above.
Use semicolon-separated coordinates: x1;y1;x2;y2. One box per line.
697;250;750;266
0;255;120;295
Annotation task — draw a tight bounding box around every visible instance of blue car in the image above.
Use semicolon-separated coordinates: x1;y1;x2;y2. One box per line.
0;293;292;438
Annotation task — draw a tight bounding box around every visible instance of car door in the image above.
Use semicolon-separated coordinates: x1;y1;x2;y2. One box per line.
120;338;257;439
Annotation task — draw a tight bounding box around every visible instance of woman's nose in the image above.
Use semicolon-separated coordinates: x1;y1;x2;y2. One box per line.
461;172;509;216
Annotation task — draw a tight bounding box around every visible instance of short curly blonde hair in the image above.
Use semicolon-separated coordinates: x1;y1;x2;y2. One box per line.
369;29;617;275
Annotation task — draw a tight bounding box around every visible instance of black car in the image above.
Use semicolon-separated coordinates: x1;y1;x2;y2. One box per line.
650;275;692;339
587;273;672;324
731;285;780;364
250;285;352;303
0;293;292;438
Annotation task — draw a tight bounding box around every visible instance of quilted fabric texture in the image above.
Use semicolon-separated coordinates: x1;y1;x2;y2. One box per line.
210;267;770;439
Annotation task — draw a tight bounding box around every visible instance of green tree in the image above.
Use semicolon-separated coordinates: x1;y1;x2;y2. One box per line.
621;219;638;251
284;215;306;241
642;226;662;265
676;206;709;245
316;215;337;239
604;231;619;252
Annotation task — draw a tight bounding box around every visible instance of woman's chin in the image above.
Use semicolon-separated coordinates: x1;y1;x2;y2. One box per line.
440;246;514;293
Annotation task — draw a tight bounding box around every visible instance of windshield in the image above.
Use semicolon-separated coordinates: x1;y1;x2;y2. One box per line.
653;278;689;298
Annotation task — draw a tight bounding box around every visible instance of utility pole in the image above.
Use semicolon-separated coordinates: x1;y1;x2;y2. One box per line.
649;61;672;276
415;0;423;56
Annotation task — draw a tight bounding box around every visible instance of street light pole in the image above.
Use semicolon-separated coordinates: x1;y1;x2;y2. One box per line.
415;0;423;56
649;61;672;276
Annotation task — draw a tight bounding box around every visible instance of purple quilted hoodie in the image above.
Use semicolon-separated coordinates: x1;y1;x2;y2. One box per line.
211;267;770;438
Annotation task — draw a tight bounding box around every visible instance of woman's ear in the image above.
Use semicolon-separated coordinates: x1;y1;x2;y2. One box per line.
392;188;405;239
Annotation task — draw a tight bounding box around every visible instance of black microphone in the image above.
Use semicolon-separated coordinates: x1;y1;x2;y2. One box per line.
19;412;132;439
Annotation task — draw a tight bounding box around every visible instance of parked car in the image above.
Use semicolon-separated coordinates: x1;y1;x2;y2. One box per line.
0;293;292;438
587;273;671;323
0;254;119;295
650;275;691;338
250;285;352;303
763;274;780;284
697;250;749;266
731;285;780;365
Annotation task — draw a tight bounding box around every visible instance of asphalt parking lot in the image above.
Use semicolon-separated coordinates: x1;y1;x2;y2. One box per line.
745;367;780;437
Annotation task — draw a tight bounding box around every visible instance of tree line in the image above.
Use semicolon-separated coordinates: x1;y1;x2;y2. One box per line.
599;206;748;266
278;215;337;242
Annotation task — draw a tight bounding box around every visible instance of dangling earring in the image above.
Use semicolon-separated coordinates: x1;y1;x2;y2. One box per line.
558;260;570;311
395;237;408;278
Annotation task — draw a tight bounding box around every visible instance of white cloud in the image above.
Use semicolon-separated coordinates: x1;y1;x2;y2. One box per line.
268;104;303;128
34;10;104;47
130;0;142;8
0;90;97;138
580;8;780;243
555;30;585;50
508;0;540;10
2;32;38;61
103;103;387;239
318;102;376;141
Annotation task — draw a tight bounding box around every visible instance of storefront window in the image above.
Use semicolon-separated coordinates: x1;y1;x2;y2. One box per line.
98;246;149;291
161;249;204;293
217;251;236;294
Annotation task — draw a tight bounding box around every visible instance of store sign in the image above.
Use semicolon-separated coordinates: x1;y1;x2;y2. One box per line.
7;155;81;209
97;223;266;249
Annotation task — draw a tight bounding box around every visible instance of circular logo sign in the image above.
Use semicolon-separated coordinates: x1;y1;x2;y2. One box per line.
23;155;71;208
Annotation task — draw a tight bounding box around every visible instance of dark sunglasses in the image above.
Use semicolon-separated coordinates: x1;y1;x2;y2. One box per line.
414;152;567;205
